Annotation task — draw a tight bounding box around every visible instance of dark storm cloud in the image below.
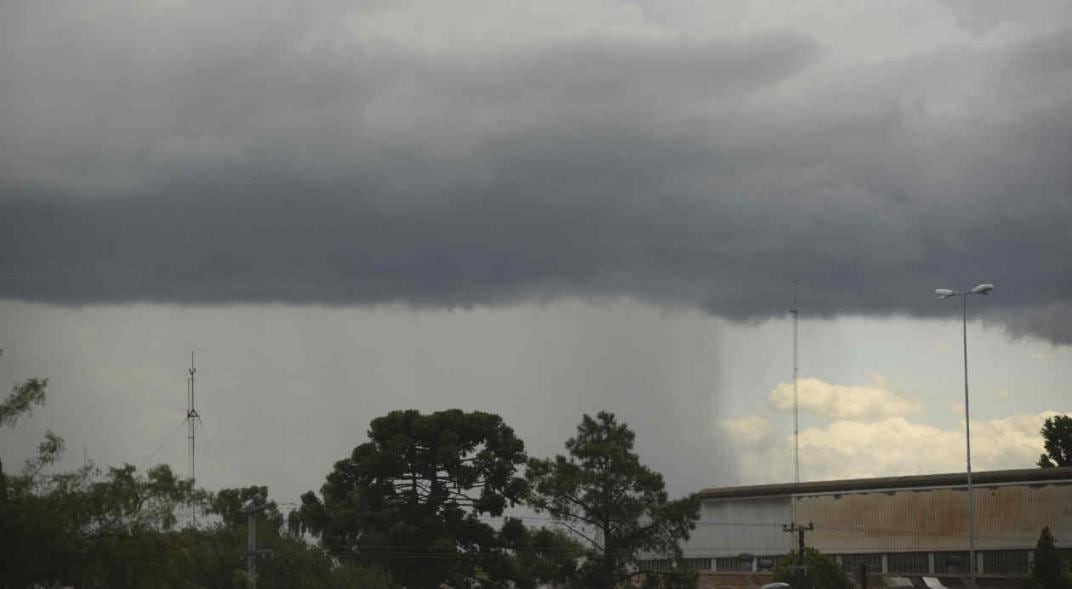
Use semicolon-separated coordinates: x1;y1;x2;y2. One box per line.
2;0;1072;342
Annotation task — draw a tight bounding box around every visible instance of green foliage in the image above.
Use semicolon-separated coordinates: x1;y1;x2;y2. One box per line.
487;517;585;589
0;377;48;428
210;485;275;528
1025;527;1072;589
297;409;530;588
1;454;390;589
526;412;700;589
1039;415;1072;468
773;547;852;589
1;442;216;588
0;375;49;504
0;365;391;589
328;562;393;589
3;378;702;589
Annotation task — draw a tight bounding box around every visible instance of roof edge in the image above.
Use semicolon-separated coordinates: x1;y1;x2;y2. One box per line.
698;466;1072;500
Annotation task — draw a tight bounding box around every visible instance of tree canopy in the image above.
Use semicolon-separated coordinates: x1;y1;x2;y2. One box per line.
1039;415;1072;468
1;450;392;589
0;377;47;428
773;547;851;589
1025;526;1071;589
0;362;390;589
0;371;49;502
1;357;710;588
487;517;585;589
526;411;700;589
296;409;530;587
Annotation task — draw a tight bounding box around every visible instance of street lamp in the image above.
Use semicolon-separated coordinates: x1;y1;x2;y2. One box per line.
935;282;993;582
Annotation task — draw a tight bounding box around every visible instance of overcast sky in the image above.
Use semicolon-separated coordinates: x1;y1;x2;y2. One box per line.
2;0;1071;502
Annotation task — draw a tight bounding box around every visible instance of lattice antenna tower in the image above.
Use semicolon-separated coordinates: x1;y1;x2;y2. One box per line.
791;280;799;484
186;351;201;483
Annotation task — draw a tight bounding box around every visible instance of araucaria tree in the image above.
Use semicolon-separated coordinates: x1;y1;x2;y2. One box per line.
296;409;529;587
1039;414;1072;468
526;411;700;589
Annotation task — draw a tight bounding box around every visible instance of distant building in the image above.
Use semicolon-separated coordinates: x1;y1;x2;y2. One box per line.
645;467;1072;577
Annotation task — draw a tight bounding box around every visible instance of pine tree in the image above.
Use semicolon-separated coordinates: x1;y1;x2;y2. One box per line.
1026;527;1071;589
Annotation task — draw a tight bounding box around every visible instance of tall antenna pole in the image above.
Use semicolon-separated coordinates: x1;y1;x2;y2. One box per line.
186;351;200;483
791;281;799;484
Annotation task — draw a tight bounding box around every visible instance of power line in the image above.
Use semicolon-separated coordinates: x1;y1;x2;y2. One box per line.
137;417;189;470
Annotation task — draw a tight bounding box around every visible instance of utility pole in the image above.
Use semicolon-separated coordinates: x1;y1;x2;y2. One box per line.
783;521;814;589
244;497;270;589
248;505;258;589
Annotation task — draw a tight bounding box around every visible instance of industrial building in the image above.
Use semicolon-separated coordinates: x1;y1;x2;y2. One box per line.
645;467;1072;578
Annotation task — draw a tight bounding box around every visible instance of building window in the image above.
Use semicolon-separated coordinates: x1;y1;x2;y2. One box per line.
840;553;882;573
715;557;753;572
680;558;712;571
983;551;1029;575
934;551;970;575
638;559;674;573
639;558;711;573
888;552;929;574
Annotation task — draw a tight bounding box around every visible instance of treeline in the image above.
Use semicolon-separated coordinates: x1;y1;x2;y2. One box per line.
0;374;700;589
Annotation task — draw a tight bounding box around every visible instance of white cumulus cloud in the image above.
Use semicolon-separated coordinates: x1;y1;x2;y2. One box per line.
769;375;920;421
724;378;1066;483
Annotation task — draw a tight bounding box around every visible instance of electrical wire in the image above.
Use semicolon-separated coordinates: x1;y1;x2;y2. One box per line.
137;417;190;470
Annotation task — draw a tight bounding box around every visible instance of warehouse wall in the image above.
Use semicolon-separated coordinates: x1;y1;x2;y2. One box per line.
796;482;1072;553
688;496;793;560
673;479;1072;575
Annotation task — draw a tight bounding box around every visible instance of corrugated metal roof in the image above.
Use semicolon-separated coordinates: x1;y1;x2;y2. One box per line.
698;467;1072;500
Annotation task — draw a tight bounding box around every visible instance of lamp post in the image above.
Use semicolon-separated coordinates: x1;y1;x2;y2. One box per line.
935;282;993;583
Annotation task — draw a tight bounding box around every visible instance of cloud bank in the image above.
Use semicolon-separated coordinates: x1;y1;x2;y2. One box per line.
2;0;1071;342
769;375;920;421
725;375;1064;482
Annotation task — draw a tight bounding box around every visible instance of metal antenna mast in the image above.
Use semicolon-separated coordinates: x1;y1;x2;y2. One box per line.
186;351;201;483
791;280;799;484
